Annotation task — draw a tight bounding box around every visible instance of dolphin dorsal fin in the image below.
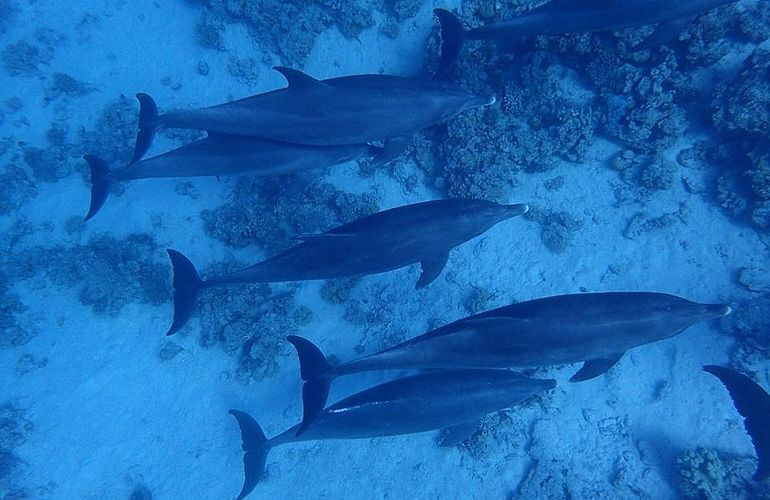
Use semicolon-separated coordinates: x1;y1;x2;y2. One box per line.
273;67;330;90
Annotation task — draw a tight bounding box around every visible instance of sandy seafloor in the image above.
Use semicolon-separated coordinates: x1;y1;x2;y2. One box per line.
1;0;769;499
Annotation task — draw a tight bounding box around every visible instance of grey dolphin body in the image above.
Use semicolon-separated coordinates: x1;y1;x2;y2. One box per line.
434;0;736;75
166;199;528;335
229;369;555;499
83;135;378;221
290;292;730;430
132;67;494;162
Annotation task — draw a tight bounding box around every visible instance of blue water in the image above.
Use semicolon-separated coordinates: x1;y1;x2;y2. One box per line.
1;1;769;499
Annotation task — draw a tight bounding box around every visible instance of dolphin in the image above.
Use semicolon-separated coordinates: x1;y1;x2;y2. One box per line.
290;292;731;431
165;199;528;335
229;369;555;499
131;67;495;162
82;134;379;221
434;0;737;76
704;365;770;481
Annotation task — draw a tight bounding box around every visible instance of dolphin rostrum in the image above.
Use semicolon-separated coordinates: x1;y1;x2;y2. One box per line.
132;67;494;162
229;369;555;499
166;199;528;335
290;292;730;431
83;134;379;221
434;1;737;76
704;365;770;481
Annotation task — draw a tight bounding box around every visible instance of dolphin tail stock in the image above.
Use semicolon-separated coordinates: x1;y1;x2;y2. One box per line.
131;92;159;163
229;410;271;500
82;154;113;222
166;249;204;336
703;365;770;481
433;8;465;79
286;335;335;436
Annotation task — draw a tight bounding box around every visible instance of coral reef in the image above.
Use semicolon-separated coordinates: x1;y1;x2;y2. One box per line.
525;207;583;254
79;95;139;167
720;293;770;372
191;0;405;65
709;44;770;231
44;73;97;104
676;447;767;500
0;402;32;498
0;163;37;215
2;28;65;77
0;0;18;34
417;49;596;199
623;205;687;240
196;261;312;382
201;177;379;253
4;233;169;316
420;1;770;210
0;279;33;348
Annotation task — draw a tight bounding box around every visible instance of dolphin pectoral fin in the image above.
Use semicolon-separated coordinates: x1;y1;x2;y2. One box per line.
376;136;412;164
704;365;770;481
273;67;331;90
570;352;624;382
437;420;480;447
416;252;449;289
635;17;693;50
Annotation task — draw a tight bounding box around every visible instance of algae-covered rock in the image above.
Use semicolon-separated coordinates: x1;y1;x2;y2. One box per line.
192;0;407;65
720;294;770;371
5;233;169;316
196;263;308;381
201;178;379;253
676;447;765;500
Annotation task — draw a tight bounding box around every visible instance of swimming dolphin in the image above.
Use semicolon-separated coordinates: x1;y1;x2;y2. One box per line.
229;369;555;499
83;135;379;221
132;67;494;162
434;0;737;76
166;199;528;335
290;292;730;431
704;365;770;481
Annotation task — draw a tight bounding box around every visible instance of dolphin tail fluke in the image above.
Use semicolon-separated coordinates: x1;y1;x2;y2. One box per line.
229;410;271;500
433;9;464;78
287;335;334;435
703;365;770;481
132;93;159;163
166;249;203;336
83;155;112;222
